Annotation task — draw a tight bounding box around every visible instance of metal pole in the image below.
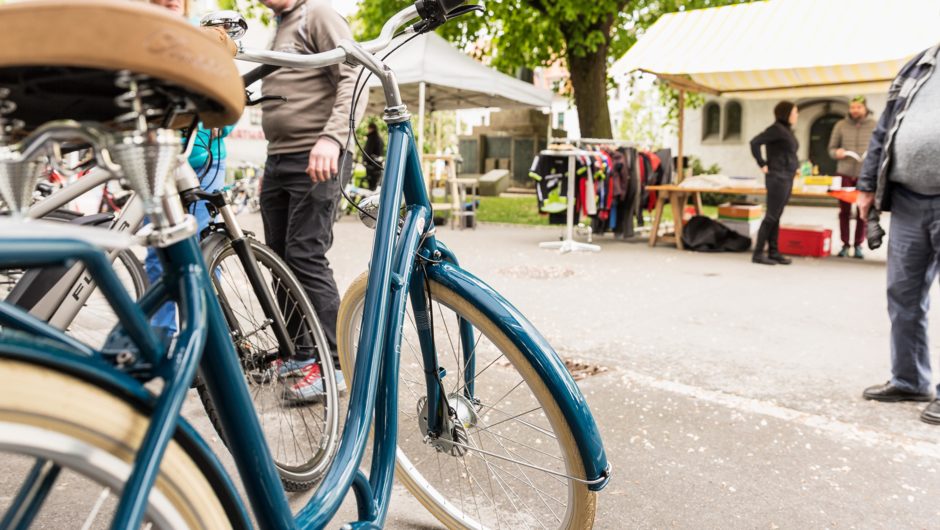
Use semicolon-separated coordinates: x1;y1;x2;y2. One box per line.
417;81;427;155
677;88;686;183
565;154;576;242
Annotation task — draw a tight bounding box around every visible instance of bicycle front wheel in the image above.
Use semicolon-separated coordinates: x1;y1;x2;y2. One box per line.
337;271;597;529
0;357;237;529
197;235;339;492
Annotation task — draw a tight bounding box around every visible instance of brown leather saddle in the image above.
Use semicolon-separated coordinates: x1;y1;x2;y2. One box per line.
0;0;245;131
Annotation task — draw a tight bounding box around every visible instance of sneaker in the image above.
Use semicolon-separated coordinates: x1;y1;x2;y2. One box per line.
277;357;319;379
837;245;850;258
853;247;864;259
283;365;347;404
248;356;316;385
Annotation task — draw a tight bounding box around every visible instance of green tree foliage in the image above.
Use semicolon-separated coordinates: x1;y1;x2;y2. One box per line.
357;0;749;139
224;0;750;138
217;0;273;25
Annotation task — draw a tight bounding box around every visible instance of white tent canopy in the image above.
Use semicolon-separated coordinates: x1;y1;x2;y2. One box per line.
611;0;940;99
366;33;554;114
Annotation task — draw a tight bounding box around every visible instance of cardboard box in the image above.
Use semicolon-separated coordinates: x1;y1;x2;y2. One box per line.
802;176;833;186
779;225;832;257
720;219;761;242
718;203;763;221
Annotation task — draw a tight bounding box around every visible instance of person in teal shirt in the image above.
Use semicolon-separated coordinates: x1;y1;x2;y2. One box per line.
146;0;236;336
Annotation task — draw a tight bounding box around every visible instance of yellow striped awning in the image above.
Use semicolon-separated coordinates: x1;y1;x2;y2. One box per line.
612;0;940;98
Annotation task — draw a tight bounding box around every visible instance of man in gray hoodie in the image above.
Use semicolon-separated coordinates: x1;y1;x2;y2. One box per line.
258;0;366;402
828;96;876;258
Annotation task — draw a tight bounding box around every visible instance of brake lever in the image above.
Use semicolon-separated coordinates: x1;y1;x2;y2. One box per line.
247;95;288;106
412;2;484;34
444;4;484;21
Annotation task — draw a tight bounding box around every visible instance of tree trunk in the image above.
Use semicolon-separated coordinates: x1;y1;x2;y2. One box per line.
567;44;613;139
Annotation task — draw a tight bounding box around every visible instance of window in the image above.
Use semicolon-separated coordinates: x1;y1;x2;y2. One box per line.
724;101;742;140
702;102;721;140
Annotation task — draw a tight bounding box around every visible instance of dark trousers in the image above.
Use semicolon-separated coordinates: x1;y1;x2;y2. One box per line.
886;186;940;394
261;151;346;361
754;172;793;254
365;165;383;190
837;175;866;246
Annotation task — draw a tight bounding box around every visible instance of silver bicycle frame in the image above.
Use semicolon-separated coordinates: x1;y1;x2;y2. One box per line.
19;168;145;330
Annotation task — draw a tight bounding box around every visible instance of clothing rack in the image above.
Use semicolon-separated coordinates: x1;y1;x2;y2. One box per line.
537;148;602;254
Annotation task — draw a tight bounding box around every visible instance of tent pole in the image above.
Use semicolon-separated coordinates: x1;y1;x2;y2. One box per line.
418;81;427;155
677;88;685;183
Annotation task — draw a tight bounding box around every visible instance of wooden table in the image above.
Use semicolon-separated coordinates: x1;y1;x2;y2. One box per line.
646;185;839;250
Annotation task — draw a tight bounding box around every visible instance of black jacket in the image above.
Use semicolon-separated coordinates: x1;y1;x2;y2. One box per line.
364;130;384;163
750;121;799;176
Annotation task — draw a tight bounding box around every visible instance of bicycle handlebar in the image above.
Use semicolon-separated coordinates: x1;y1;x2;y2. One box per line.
235;1;479;111
241;64;281;87
236;4;419;69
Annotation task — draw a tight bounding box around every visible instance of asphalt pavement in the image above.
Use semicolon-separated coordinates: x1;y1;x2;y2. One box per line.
5;204;939;529
306;206;939;528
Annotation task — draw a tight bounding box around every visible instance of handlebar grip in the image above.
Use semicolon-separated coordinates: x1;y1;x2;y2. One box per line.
414;0;476;33
242;64;281;87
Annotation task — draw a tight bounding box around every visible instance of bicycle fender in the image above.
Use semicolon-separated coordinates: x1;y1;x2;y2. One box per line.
199;231;232;262
0;333;253;529
426;262;611;491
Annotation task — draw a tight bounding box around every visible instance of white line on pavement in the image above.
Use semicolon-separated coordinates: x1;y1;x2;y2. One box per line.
620;370;940;461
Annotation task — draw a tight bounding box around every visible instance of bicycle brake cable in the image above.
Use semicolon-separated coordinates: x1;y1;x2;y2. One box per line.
339;32;421;223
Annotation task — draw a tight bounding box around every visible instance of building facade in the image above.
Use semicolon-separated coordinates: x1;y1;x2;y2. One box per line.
680;93;888;177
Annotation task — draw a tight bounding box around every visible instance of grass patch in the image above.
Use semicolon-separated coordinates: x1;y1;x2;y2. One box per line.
476;196;547;225
470;196;719;226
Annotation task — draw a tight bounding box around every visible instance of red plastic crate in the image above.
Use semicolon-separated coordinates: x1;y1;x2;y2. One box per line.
779;225;832;257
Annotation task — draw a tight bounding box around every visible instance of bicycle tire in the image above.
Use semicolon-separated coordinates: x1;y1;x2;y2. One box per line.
65;248;148;348
0;357;238;529
337;271;597;529
196;235;339;492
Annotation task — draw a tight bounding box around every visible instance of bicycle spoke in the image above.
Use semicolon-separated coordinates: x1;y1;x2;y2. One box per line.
80;487;112;530
453;351;507;397
472;432;563;521
475;429;565;467
0;459;61;529
477;379;526;418
480;406;558;441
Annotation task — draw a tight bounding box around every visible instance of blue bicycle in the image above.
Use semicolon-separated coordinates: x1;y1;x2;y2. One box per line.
0;1;609;528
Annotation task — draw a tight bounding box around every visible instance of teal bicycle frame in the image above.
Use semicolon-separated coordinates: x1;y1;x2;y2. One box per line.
0;85;608;530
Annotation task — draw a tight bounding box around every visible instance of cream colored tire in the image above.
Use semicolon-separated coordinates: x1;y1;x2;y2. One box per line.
337;271;596;529
0;358;235;529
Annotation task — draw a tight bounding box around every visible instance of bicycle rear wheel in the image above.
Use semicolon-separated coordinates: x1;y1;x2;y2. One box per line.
67;248;148;347
197;235;339;492
0;209;148;349
337;271;597;529
0;357;238;529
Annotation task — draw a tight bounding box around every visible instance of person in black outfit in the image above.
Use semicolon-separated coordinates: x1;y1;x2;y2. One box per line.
363;122;385;190
749;101;800;265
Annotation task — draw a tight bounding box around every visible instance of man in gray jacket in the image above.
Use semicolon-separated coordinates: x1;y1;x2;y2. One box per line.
828;96;875;258
258;0;365;402
858;43;940;424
